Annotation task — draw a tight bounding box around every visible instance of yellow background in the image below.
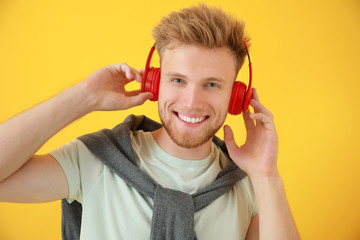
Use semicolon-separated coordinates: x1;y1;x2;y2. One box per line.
0;0;359;239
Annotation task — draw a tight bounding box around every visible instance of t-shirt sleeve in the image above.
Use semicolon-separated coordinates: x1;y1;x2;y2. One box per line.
219;150;258;218
240;176;259;218
49;139;84;203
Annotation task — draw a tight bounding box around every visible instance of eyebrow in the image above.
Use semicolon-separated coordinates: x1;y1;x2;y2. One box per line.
165;72;226;83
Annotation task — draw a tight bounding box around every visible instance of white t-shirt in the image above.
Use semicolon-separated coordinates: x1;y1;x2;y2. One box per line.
50;130;258;240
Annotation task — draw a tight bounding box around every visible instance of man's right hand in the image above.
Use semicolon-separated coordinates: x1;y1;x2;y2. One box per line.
0;62;153;202
77;63;153;112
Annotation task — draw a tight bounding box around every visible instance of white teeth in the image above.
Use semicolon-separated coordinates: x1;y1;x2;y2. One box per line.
178;114;205;124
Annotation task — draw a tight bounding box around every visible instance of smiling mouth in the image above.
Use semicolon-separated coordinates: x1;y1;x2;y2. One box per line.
175;112;208;124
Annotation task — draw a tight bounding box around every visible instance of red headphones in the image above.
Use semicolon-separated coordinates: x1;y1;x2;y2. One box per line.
141;41;252;115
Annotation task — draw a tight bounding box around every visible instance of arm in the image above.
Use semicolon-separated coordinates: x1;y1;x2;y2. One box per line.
245;215;259;240
224;89;300;240
0;63;152;202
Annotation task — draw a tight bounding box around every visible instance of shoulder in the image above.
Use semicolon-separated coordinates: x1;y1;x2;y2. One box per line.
50;139;92;163
49;138;104;180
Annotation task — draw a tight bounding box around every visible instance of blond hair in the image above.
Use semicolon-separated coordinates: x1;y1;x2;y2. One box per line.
152;3;250;72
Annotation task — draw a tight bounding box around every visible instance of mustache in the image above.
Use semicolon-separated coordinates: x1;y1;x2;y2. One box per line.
171;108;209;116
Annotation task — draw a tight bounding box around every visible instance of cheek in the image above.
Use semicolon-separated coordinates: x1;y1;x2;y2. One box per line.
212;91;232;114
222;87;234;111
157;89;178;116
158;82;182;106
214;100;230;117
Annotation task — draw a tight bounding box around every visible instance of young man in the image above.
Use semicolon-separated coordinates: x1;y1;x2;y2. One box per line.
0;4;300;240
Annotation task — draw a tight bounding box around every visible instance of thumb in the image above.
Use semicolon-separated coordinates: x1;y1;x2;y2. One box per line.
223;125;239;154
127;92;154;107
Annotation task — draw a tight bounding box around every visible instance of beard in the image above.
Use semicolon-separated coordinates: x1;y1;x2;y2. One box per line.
159;109;225;149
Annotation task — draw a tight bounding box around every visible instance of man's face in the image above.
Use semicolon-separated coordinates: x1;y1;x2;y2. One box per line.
158;44;237;149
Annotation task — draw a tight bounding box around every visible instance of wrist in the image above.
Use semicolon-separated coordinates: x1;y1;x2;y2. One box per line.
54;85;96;122
248;173;284;195
247;167;281;182
70;82;99;114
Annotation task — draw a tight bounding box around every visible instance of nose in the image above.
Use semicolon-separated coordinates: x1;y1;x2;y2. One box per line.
182;85;205;109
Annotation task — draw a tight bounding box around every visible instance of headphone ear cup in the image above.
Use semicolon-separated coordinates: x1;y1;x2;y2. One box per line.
228;81;247;115
142;67;161;101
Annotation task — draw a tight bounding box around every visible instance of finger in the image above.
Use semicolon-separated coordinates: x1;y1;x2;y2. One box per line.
112;63;135;82
123;77;136;85
117;63;135;80
223;125;239;154
242;109;256;131
249;112;275;131
129;67;142;83
113;63;129;74
249;88;262;126
127;92;154;107
126;89;142;97
111;63;127;78
252;88;260;102
125;66;134;80
248;88;275;127
249;98;273;120
138;68;145;75
248;99;261;126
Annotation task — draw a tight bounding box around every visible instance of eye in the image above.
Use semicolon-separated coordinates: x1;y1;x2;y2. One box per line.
172;78;184;83
206;82;219;88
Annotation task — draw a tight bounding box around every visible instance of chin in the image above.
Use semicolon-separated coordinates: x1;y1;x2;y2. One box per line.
161;116;221;149
158;104;227;149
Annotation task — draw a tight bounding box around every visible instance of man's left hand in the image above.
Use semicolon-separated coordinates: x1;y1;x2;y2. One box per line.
223;88;279;178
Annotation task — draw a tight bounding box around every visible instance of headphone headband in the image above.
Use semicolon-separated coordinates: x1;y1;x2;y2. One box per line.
141;40;253;114
242;40;252;113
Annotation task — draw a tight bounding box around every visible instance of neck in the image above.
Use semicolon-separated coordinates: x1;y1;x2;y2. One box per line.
151;127;213;160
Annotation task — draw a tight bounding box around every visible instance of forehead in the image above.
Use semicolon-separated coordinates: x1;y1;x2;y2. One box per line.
160;44;237;81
